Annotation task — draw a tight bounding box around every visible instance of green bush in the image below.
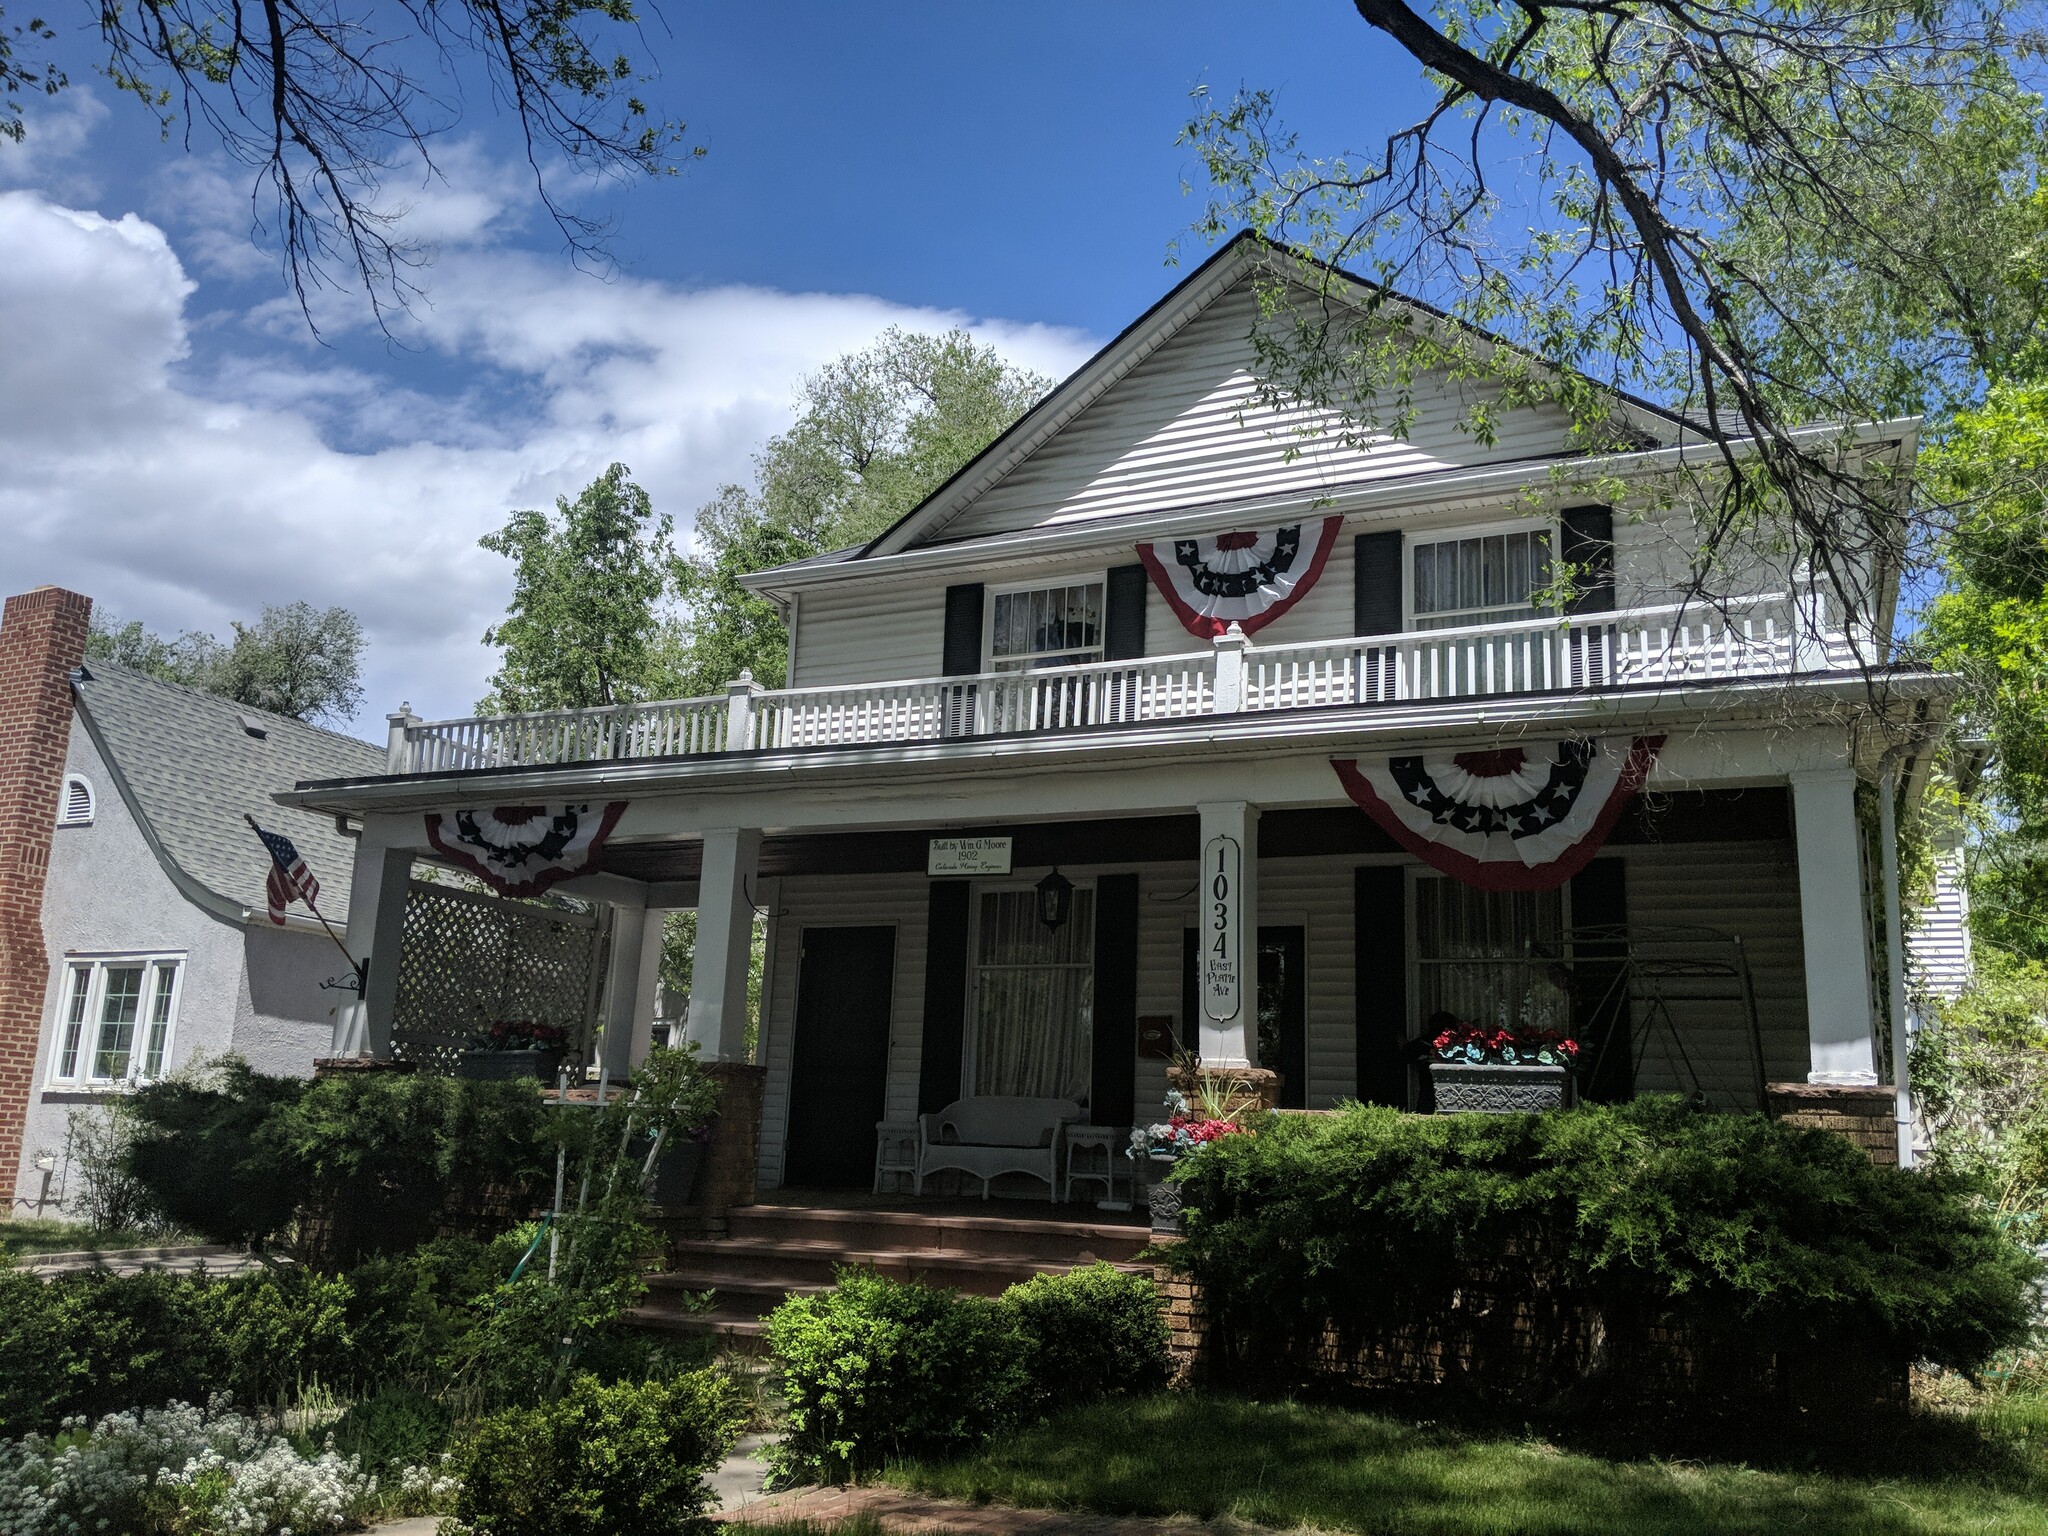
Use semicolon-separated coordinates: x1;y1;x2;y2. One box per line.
119;1056;555;1260
1168;1098;2044;1400
327;1382;453;1474
1004;1263;1170;1412
765;1268;1031;1483
448;1371;745;1536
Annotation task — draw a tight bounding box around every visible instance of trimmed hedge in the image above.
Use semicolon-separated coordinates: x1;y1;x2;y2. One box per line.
1166;1098;2042;1401
766;1263;1169;1483
449;1372;745;1536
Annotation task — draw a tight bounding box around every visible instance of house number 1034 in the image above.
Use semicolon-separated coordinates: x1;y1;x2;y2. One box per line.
1201;834;1241;1023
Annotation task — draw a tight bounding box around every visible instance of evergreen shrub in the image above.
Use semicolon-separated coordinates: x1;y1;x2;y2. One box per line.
447;1372;744;1536
1167;1098;2043;1399
1005;1262;1170;1412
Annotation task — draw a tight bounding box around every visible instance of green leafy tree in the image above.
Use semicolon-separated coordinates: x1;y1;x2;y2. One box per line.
87;601;365;724
479;463;680;713
673;328;1049;690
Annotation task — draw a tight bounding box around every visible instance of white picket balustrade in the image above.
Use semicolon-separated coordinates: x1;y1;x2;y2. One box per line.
393;593;1844;772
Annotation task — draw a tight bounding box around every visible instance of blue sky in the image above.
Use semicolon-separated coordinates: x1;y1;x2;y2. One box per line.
0;3;1429;726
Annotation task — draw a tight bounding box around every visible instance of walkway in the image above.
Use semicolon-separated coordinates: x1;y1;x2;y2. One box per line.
720;1486;1235;1534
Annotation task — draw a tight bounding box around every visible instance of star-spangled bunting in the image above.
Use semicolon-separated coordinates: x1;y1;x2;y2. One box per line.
1332;737;1664;892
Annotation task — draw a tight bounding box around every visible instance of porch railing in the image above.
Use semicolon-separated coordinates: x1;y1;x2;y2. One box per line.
387;590;1855;774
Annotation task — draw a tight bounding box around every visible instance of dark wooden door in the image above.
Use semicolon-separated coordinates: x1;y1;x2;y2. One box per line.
783;926;897;1189
1180;924;1307;1109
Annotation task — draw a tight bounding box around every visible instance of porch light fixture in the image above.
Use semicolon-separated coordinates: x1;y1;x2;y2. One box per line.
1035;867;1075;932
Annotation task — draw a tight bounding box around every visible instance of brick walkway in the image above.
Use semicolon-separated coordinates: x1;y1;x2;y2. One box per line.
719;1486;1223;1534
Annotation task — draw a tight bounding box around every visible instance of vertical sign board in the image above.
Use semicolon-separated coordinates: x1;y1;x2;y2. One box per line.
1202;834;1242;1022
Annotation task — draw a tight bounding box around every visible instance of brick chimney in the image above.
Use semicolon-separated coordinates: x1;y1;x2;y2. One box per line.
0;587;91;1206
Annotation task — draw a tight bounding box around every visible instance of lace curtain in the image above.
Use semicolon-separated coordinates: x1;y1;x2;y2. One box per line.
973;887;1095;1102
1415;878;1568;1033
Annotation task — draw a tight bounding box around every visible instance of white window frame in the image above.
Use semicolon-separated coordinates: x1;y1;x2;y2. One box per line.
57;774;95;828
48;952;185;1088
963;877;1097;1104
1404;517;1560;631
982;573;1108;674
1405;868;1572;1039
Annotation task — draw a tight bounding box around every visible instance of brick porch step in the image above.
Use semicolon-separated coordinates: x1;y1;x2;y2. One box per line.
727;1203;1150;1263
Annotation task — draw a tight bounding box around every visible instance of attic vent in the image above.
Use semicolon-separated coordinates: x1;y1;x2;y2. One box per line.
238;714;270;740
58;775;95;827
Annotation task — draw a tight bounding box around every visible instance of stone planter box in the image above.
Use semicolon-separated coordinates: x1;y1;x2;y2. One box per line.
1139;1153;1182;1236
1429;1060;1574;1114
457;1047;565;1084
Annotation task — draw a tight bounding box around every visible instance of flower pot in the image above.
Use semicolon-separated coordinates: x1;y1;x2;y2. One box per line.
458;1047;565;1084
1428;1060;1573;1115
1137;1152;1182;1236
650;1140;706;1207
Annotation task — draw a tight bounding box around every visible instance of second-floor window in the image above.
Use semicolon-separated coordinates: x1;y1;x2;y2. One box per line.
1411;527;1552;630
50;954;183;1087
989;581;1104;672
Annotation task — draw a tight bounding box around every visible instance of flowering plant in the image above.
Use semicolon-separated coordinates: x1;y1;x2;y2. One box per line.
1431;1023;1580;1067
1130;1085;1251;1161
483;1019;568;1051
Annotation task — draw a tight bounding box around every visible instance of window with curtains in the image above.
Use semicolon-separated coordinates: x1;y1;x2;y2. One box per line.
971;886;1095;1102
49;954;183;1086
1413;879;1570;1034
988;581;1105;672
1410;526;1553;630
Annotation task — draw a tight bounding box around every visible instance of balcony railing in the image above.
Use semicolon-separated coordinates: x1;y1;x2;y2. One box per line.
387;591;1854;774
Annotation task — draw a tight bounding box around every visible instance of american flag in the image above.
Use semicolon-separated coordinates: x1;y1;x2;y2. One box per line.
253;821;319;925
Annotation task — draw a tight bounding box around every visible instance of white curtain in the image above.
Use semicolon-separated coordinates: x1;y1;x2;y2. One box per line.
1415;878;1568;1032
973;888;1094;1102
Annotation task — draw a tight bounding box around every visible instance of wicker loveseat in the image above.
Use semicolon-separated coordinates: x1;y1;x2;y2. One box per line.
916;1096;1083;1200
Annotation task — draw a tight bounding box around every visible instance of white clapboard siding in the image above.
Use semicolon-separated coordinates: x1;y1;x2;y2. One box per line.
1907;851;1972;1000
1621;843;1811;1107
929;283;1582;546
756;875;930;1190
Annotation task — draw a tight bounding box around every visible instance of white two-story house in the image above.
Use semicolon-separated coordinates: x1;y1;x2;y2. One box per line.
280;236;1944;1191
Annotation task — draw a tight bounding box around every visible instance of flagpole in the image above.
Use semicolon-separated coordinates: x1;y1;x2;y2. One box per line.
244;814;363;984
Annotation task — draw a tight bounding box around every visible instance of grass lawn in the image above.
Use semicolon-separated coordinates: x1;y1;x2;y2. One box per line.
885;1393;2048;1536
0;1218;191;1258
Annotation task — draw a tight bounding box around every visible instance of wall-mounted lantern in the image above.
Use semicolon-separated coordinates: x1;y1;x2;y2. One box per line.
1035;867;1075;932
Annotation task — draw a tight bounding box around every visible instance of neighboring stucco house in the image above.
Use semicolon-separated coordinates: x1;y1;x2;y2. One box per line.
0;587;383;1217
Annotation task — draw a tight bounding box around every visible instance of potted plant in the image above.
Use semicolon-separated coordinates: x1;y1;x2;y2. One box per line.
459;1019;570;1083
1129;1052;1259;1235
636;1043;723;1207
1426;1018;1580;1113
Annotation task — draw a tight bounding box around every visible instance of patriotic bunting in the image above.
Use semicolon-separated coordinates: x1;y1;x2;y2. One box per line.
1137;515;1343;638
1332;737;1663;892
424;803;628;898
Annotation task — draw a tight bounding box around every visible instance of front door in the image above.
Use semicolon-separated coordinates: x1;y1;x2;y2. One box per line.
783;926;897;1189
1181;924;1307;1109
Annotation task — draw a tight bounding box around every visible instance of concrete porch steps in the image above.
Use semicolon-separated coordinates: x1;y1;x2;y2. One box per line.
633;1198;1152;1347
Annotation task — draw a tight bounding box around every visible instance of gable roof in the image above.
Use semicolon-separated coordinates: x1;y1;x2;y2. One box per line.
72;662;385;929
851;232;1688;562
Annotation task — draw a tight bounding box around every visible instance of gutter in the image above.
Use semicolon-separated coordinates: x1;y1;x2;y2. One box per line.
276;667;1956;818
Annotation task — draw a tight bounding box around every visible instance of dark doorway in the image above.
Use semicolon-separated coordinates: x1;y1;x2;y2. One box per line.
1181;924;1307;1109
784;926;897;1189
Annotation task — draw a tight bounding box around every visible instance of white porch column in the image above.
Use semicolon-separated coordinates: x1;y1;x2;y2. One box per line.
335;826;413;1057
1195;800;1259;1068
688;828;761;1063
1791;768;1878;1083
598;903;666;1080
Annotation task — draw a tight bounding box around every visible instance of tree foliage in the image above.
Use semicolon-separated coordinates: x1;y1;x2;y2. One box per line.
478;462;679;713
87;600;366;724
1182;0;2048;652
671;328;1049;690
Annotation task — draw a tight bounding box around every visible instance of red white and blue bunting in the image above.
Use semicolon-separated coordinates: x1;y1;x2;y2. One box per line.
424;803;627;898
1332;737;1663;892
1137;515;1343;639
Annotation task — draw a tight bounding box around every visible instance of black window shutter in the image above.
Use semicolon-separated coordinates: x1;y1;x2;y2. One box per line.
1559;506;1616;615
1091;873;1141;1126
918;881;972;1114
942;584;985;676
1354;865;1408;1106
1568;857;1632;1102
1355;531;1403;635
1104;564;1148;662
1180;928;1199;1054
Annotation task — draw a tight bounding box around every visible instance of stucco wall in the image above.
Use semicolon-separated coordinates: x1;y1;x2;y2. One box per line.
11;711;331;1216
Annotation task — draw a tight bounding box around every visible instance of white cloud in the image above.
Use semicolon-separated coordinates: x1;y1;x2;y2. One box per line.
0;187;1098;732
